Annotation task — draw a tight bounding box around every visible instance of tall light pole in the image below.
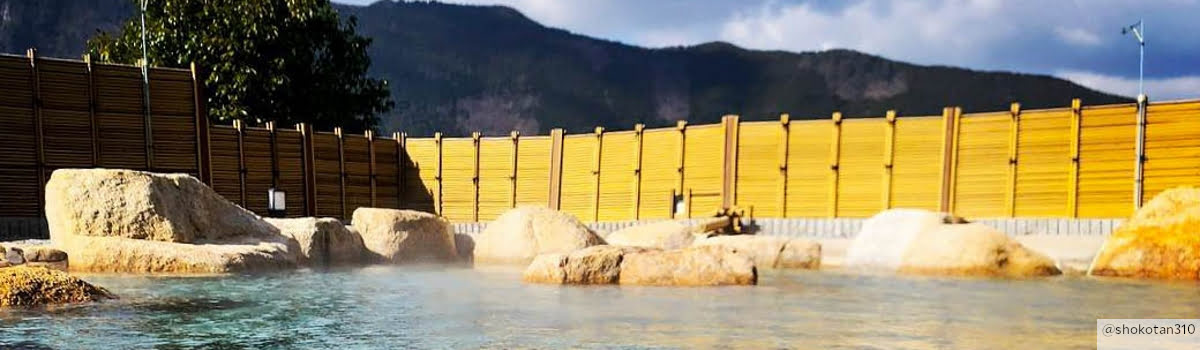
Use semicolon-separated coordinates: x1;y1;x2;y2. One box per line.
1122;20;1147;209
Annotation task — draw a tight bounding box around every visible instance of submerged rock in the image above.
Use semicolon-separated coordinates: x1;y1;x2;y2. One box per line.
45;169;300;273
846;209;1059;277
352;208;457;264
0;266;114;306
604;217;729;249
474;206;605;265
1090;187;1200;280
267;217;366;267
523;245;757;286
20;246;68;271
693;235;820;269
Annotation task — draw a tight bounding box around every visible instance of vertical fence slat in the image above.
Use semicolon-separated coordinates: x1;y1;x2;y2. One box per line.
632;124;644;220
335;128;347;219
1134;96;1148;209
395;132;406;209
472;132;481;222
883;110;896;209
722;115;740;212
1068;99;1082;217
828;112;842;218
87;56;101;167
234;119;247;207
778;115;790;217
946;107;963;214
938;107;957;213
1006;103;1021;217
674;121;687;219
591;127;604;222
547;129;564;210
27;49;46;215
191;62;211;184
435;132;444;215
510;131;519;209
141;62;154;170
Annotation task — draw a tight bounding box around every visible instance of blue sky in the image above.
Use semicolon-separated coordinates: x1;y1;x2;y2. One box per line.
334;0;1200;100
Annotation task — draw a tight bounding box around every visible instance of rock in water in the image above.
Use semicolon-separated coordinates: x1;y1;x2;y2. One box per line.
693;235;821;269
351;208;457;263
0;266;114;306
846;209;1059;277
523;245;757;286
266;217;366;267
45;169;299;273
45;169;274;243
1090;187;1200;279
604;217;729;249
474;206;605;265
21;246;69;271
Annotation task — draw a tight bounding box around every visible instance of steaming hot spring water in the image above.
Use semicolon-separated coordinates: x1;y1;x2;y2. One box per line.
2;264;1199;349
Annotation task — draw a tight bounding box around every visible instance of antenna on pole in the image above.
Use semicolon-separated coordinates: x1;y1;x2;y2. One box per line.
1122;20;1145;98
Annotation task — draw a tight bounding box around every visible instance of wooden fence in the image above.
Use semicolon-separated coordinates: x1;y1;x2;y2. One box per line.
2;52;1200;240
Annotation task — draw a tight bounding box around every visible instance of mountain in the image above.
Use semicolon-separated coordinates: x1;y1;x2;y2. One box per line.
1;0;1128;136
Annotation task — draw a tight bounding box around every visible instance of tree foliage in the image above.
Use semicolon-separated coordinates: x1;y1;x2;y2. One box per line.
87;0;392;132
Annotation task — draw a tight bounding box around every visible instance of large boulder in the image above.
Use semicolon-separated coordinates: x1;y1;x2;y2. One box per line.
351;208;457;263
45;169;274;243
473;206;606;265
266;217;366;267
523;245;757;286
845;209;1060;277
45;169;300;273
1;266;114;306
604;217;729;249
1090;187;1200;279
693;235;821;269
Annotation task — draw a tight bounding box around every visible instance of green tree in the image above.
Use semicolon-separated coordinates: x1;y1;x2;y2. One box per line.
87;0;392;132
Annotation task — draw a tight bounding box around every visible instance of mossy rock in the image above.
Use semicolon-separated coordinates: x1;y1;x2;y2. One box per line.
0;266;115;306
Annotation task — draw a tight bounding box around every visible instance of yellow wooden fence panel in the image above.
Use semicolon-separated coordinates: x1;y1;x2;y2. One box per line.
836;118;886;217
1078;104;1138;217
515;136;551;207
952;112;1010;218
478;137;515;221
1143;100;1200;202
735;121;782;217
440;138;475;221
786;119;833;217
683;124;725;216
1015;108;1072;216
597;131;637;222
560;135;596;221
890;116;943;210
402;138;438;212
639;128;679;219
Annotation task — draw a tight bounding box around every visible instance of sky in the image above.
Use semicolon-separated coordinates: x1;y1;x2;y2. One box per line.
333;0;1200;100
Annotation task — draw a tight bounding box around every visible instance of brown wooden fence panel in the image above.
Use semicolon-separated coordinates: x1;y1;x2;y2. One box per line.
208;125;243;205
344;134;373;217
313;132;343;219
277;128;308;217
149;68;198;174
242;127;273;215
94;64;147;169
373;137;400;210
38;59;94;169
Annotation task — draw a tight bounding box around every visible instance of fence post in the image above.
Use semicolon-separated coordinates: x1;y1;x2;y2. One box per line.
1068;99;1082;217
190;62;211;184
721;115;740;212
434;132;444;216
335;127;347;219
1006;103;1021;217
510;131;519;209
299;123;317;216
547;129;565;210
592;127;604;222
367;130;377;208
86;55;100;167
400;130;410;207
234;119;247;207
674;121;687;219
778;114;790;217
938;107;958;213
27;49;46;215
472;132;481;222
947;107;963;214
828;112;842;218
1134;95;1148;209
267;122;279;194
140;61;154;171
883;110;897;210
632;124;644;220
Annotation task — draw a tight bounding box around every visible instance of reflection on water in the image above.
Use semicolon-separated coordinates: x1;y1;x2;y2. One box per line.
1;266;1198;349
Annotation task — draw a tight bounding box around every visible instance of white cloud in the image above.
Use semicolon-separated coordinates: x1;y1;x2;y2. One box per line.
1054;27;1102;47
1056;69;1200;100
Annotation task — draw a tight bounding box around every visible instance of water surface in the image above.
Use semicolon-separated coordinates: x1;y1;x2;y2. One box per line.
2;266;1197;349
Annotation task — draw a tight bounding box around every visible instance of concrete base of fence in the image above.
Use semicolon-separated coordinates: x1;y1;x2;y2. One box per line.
0;217;48;240
452;217;1124;239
